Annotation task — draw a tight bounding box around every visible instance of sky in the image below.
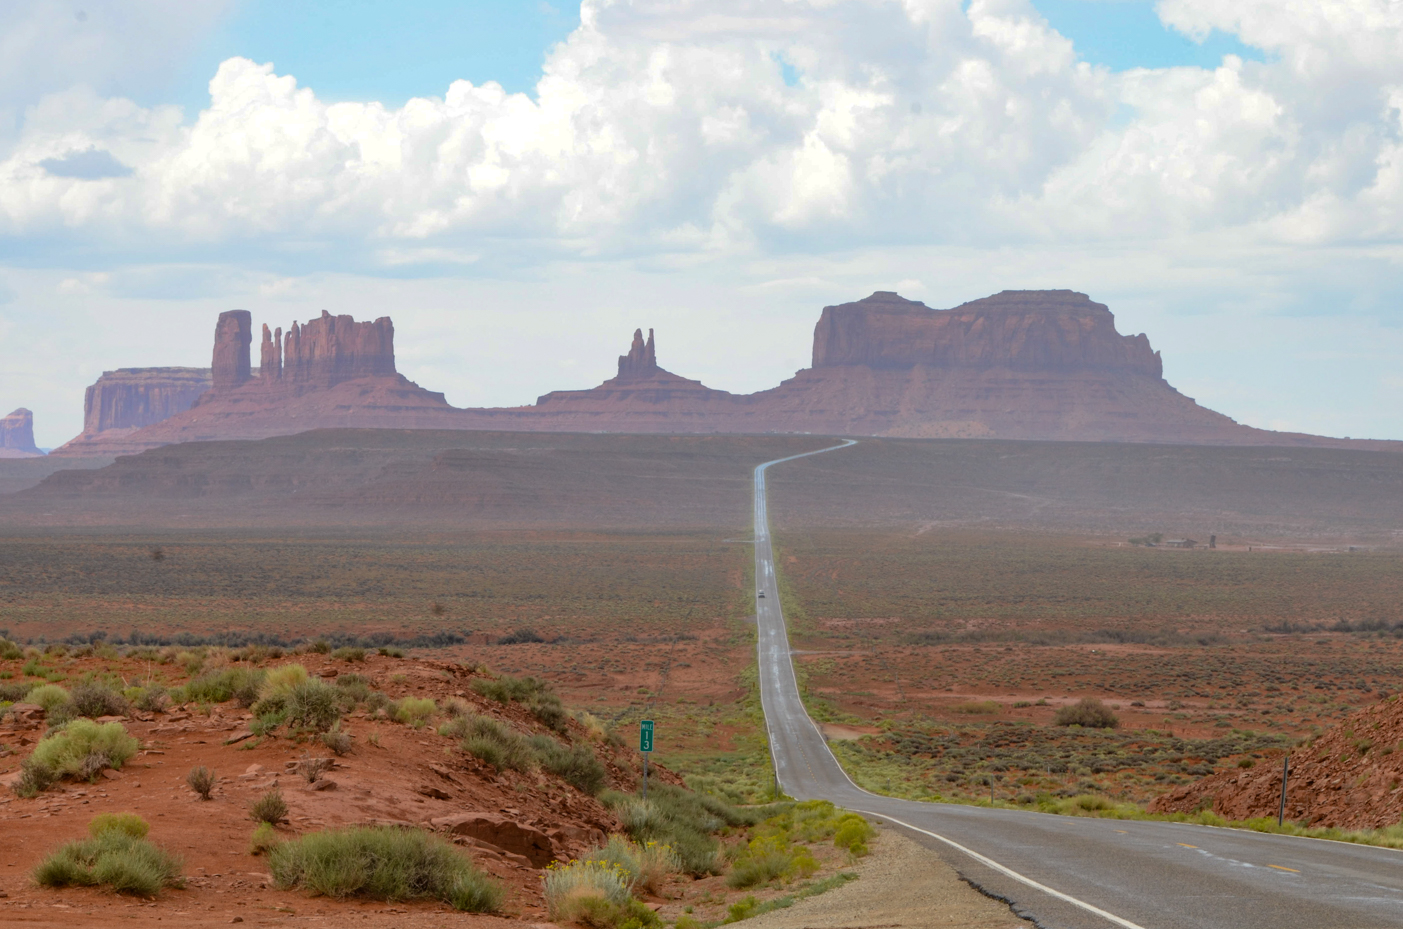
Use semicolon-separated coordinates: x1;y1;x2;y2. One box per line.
2;0;1403;448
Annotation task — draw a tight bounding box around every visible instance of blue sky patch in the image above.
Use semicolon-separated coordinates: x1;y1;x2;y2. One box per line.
1029;0;1264;71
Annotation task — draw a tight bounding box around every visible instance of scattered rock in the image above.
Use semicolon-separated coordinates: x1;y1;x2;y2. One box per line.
431;812;560;867
417;785;452;800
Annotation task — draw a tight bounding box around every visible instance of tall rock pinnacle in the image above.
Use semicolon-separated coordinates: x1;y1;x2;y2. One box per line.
617;328;658;380
212;310;253;391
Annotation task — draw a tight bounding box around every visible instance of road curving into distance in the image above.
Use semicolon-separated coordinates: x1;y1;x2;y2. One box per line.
752;440;1403;929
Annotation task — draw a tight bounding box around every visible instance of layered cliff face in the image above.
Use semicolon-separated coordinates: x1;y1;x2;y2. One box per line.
82;368;213;434
273;310;396;388
0;408;43;457
812;290;1162;376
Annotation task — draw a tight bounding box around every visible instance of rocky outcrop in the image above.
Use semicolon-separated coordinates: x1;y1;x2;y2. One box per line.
617;328;658;379
1150;694;1403;830
81;368;213;435
260;324;283;384
211;310;253;391
275;311;396;388
812;290;1162;376
0;408;42;457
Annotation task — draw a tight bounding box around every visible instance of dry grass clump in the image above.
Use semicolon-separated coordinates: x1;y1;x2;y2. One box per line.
33;814;181;897
16;719;138;796
391;697;436;727
581;835;680;895
249;822;281;856
269;826;502;912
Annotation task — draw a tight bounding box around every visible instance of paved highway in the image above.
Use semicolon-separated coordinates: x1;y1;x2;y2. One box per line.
753;441;1403;929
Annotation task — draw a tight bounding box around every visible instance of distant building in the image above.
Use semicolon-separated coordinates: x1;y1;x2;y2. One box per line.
1163;539;1197;549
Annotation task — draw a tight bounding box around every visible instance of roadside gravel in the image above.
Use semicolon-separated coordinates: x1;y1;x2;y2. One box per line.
741;827;1030;929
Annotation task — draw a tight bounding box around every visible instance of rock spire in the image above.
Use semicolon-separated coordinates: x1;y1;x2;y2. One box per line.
617;328;658;380
211;310;253;391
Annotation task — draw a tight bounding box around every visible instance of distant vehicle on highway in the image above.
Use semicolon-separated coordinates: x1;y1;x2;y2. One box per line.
758;591;765;598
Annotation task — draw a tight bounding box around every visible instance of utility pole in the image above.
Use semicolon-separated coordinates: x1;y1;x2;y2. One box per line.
1278;755;1289;827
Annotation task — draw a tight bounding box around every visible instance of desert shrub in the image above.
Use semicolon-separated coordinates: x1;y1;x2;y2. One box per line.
443;696;473;718
285;679;342;732
1054;698;1120;729
531;735;608;795
321;724;354;756
530;694;570;734
20;719;138;794
603;784;755;876
0;638;23;660
268;826;502;912
726;831;820;889
391;697;437;727
183;667;266;708
334;673;373;704
543;860;631;923
471;674;549;705
34;826;182;897
461;717;536;772
833;814;875;856
952;700;1000;715
0;681;30;702
26;684;71;714
249;822;280;856
187;766;216;800
583;835;680;895
250;787;288;825
132;685;170;713
364;691;392;715
331;646;366;662
90;812;150;838
258;664;309;701
377;646;405;658
297;754;334;784
497;628;545;645
70;681;129;718
175;650;204;677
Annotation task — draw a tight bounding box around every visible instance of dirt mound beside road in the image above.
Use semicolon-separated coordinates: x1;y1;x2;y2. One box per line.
1150;693;1403;829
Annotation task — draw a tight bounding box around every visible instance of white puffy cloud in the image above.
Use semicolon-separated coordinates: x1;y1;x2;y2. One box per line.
4;0;1403;444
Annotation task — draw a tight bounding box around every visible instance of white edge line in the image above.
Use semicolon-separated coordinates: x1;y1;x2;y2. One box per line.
853;810;1150;929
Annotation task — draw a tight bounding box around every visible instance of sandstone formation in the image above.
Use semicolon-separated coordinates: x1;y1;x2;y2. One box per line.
211;310;253;391
812;291;1161;375
49;368;212;457
0;408;42;458
45;289;1403;455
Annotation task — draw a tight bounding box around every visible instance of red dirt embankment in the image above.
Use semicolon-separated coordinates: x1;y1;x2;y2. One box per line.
1150;693;1403;829
0;652;674;926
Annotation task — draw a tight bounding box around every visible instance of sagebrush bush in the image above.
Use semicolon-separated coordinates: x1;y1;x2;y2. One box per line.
391;697;436;727
543;859;631;923
833;814;875;855
582;835;680;895
1054;698;1120;729
285;679;342;732
186;667;266;707
531;735;608;795
321;724;354;756
18;719;139;795
459;716;535;772
726;834;818;889
258;664;309;701
187;765;216;800
132;684;170;713
603;784;755;876
26;684;71;714
331;646;366;662
0;638;23;660
70;681;129;718
0;681;30;702
377;646;405;658
269;826;502;911
471;674;549;705
34;822;181;897
250;787;288;825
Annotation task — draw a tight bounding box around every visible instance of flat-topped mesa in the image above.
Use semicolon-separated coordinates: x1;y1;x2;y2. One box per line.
271;310;396;388
617;328;658;380
0;408;41;455
812;290;1163;378
211;310;253;391
82;368;213;434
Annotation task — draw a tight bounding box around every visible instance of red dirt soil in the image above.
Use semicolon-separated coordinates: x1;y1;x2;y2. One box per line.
0;653;675;928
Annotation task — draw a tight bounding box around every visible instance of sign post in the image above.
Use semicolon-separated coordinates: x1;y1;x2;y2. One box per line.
640;719;654;799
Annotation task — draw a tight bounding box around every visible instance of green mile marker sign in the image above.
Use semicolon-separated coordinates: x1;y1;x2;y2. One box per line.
639;719;655;753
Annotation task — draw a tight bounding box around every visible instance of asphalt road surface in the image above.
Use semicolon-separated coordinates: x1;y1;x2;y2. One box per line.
752;441;1403;929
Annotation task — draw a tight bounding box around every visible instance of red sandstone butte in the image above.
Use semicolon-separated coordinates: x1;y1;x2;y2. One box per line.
49;368;212;457
46;290;1403;454
0;407;43;457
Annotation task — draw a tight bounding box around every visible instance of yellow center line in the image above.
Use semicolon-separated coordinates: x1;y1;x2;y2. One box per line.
1114;830;1128;834
1268;864;1300;873
1177;843;1198;848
